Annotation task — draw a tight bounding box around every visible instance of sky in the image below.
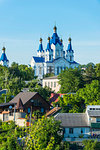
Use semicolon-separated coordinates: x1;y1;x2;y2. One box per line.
0;0;100;65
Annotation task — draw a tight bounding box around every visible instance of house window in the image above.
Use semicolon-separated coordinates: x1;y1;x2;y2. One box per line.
48;82;50;87
28;108;31;113
81;128;83;134
51;82;53;87
41;108;44;113
34;100;41;106
97;118;100;122
81;128;85;134
9;112;13;116
54;82;56;87
69;128;73;134
45;82;47;86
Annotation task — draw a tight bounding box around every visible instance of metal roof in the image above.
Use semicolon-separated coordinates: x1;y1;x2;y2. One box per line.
55;113;89;127
33;56;45;63
88;110;100;117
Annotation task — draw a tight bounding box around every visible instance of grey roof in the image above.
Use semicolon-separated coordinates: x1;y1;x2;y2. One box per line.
9;92;37;105
55;113;89;127
88;110;100;117
0;102;16;107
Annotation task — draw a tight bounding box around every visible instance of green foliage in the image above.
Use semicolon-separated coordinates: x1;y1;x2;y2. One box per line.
78;80;100;105
9;62;34;80
83;140;100;150
43;73;54;78
0;136;22;150
95;63;100;80
0;62;35;103
58;93;84;113
29;84;52;101
58;68;83;93
25;116;62;150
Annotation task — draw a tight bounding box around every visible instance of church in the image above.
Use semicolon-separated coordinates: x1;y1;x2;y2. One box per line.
0;47;9;67
30;26;79;79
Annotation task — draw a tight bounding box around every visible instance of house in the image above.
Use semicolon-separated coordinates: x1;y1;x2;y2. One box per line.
43;76;60;92
54;105;100;141
30;26;79;79
0;92;50;126
49;93;65;104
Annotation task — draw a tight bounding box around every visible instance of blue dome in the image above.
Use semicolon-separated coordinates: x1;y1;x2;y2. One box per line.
37;43;44;52
46;42;53;52
0;53;8;62
67;42;74;53
50;33;62;46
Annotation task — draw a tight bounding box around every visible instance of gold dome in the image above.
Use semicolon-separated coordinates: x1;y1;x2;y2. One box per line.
60;39;63;43
2;47;6;51
68;37;72;42
48;37;50;41
53;26;57;32
39;38;42;42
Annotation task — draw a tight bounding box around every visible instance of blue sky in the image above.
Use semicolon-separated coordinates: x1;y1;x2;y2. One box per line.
0;0;100;65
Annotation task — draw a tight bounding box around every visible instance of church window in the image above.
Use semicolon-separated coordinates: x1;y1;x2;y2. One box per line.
64;67;66;70
57;51;59;56
61;67;62;71
57;67;59;75
49;55;51;60
54;82;56;87
39;67;42;74
48;66;52;73
70;56;72;61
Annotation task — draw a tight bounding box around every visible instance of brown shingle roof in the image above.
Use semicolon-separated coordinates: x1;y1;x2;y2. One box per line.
9;92;37;105
16;98;24;109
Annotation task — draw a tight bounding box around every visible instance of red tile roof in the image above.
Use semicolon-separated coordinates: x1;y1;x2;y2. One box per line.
49;93;65;104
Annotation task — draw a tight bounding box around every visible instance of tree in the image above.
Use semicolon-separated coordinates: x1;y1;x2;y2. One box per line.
58;68;84;93
83;140;100;150
83;63;96;84
25;116;62;150
95;63;100;81
78;80;100;105
29;84;52;102
58;93;84;113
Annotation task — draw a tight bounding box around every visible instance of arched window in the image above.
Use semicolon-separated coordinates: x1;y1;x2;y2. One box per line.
70;56;72;61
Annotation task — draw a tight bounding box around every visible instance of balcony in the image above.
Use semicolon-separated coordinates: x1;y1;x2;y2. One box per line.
91;123;100;129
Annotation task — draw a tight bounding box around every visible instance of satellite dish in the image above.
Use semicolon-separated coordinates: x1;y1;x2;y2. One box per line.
9;106;12;109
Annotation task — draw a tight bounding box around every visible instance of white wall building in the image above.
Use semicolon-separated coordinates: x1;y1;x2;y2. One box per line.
55;105;100;141
0;47;9;67
30;26;79;79
43;76;60;92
